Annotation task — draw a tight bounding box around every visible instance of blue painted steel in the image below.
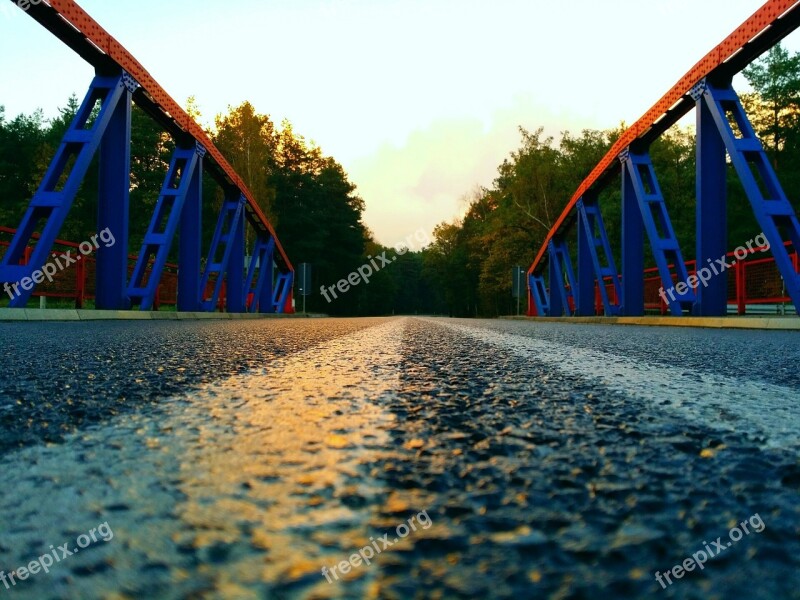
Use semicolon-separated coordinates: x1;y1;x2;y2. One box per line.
699;80;800;314
0;73;128;307
548;251;564;317
622;150;695;315
548;239;577;316
259;250;275;314
577;198;622;316
128;142;204;310
199;194;246;311
620;150;645;316
528;273;549;316
693;81;729;316
226;207;246;313
244;235;276;313
576;199;596;316
273;271;294;314
96;72;137;310
177;139;204;312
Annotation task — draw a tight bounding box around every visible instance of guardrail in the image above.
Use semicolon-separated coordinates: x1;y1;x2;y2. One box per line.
597;242;798;315
0;226;228;310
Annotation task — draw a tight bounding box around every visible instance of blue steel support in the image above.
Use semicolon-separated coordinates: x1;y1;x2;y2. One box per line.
96;72;137;310
622;149;695;315
576;199;596;316
244;235;275;313
699;80;800;314
128;142;203;310
199;193;246;311
621;152;645;316
548;249;564;317
273;271;293;314
259;255;275;314
177;144;204;312
692;81;729;316
0;73;128;307
226;211;246;313
529;273;549;316
548;239;577;316
577;197;622;316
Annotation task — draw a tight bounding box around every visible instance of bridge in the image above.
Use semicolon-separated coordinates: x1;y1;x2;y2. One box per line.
527;0;800;319
1;2;799;600
0;0;295;314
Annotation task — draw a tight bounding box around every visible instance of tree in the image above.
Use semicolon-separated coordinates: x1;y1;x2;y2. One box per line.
423;221;473;316
743;43;800;169
742;42;800;218
0;106;47;229
213;102;277;221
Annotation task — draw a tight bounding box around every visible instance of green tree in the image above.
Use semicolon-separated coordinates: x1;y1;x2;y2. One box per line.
0;106;47;228
743;43;800;168
128;105;174;255
213;102;277;222
423;221;473;316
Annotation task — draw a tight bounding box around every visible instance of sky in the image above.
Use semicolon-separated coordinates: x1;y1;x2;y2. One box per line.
2;0;800;245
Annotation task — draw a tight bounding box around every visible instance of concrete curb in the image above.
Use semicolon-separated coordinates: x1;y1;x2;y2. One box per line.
500;315;800;330
26;309;81;321
0;308;325;322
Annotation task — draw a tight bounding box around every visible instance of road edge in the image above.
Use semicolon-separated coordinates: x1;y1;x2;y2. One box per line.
0;308;327;322
500;315;800;330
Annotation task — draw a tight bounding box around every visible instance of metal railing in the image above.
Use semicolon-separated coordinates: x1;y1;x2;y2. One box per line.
552;241;797;316
0;226;226;310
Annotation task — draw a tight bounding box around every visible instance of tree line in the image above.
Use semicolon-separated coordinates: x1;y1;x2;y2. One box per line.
1;45;799;315
420;43;800;316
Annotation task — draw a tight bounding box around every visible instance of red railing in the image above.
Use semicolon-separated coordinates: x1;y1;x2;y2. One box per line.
0;226;225;310
594;241;797;315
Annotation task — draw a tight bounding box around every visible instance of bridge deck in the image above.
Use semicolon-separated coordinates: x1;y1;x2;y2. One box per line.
0;318;798;598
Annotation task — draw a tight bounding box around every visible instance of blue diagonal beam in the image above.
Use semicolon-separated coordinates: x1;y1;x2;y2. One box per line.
128;142;204;310
244;235;275;313
577;198;622;316
199;194;246;311
698;79;800;315
528;273;549;316
621;149;695;316
0;72;130;307
273;271;294;314
548;239;577;316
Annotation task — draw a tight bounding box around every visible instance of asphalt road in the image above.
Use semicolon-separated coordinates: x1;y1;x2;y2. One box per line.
0;317;798;599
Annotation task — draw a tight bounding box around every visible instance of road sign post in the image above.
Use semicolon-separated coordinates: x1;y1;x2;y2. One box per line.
299;263;312;314
512;266;525;316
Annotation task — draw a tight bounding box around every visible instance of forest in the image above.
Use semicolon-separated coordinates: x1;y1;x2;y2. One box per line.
1;45;799;316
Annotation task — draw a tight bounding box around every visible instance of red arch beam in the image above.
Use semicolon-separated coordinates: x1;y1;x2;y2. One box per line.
530;0;800;276
17;0;293;272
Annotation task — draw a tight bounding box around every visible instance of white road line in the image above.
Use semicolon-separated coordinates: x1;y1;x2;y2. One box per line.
427;319;800;449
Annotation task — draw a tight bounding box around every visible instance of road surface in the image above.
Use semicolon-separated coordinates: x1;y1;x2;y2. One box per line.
0;317;798;599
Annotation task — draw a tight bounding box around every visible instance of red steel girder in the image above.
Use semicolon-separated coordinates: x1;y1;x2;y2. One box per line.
530;0;800;276
16;0;293;272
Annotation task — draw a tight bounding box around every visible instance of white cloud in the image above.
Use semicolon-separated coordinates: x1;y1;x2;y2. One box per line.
350;95;600;245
